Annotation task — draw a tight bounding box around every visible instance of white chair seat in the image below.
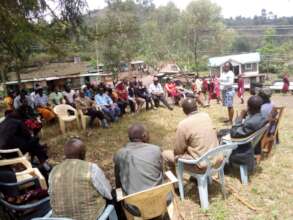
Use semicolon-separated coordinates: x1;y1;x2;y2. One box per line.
59;115;78;122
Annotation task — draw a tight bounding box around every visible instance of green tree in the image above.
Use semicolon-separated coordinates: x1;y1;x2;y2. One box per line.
0;0;87;84
95;0;141;72
182;0;234;72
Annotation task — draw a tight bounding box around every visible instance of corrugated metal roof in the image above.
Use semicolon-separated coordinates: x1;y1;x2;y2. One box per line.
7;62;89;82
208;52;261;67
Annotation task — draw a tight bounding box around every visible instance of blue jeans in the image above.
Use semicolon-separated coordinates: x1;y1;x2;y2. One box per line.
102;106;120;122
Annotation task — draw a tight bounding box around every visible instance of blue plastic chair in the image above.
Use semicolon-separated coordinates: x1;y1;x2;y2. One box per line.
221;125;269;185
31;204;118;220
176;143;237;209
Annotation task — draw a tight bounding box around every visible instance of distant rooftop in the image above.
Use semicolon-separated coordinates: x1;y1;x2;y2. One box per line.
6;62;89;84
208;52;261;67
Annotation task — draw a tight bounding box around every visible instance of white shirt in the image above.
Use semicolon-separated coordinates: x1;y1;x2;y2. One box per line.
195;79;203;92
149;83;164;95
220;70;235;90
63;90;76;104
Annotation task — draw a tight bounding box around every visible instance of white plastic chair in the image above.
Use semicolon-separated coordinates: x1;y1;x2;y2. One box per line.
176;143;237;209
221;125;269;185
78;109;101;130
0;148;47;190
31;205;118;220
53;104;80;134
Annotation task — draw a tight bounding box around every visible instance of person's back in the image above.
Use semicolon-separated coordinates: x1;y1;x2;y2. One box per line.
49;159;105;220
229;96;267;172
230;112;266;138
114;142;163;195
49;139;112;220
114;124;163;195
0;114;30;149
176;111;218;160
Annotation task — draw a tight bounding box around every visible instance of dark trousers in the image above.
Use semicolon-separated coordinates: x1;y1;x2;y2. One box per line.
139;95;154;110
151;94;172;110
10;137;48;164
117;100;128;115
117;100;136;114
85;108;105;127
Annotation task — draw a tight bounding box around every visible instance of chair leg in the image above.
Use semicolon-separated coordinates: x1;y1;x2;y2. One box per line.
219;168;227;199
59;120;65;134
81;116;87;130
208;176;213;185
197;176;209;209
109;208;118;220
76;117;81;129
176;162;184;200
240;165;248;185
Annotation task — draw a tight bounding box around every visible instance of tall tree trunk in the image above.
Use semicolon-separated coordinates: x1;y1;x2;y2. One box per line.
193;30;199;74
0;70;7;96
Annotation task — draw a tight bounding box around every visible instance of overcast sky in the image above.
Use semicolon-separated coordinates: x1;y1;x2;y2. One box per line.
87;0;293;18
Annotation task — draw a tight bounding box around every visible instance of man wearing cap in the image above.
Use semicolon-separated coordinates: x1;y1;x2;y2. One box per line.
148;77;173;110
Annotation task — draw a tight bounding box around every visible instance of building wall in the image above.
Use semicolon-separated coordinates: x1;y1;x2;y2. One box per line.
241;63;259;76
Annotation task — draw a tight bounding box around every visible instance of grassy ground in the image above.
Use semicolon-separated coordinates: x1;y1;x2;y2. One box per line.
4;93;293;219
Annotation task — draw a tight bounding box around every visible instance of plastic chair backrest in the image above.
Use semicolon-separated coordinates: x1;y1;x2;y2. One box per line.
229;124;269;148
53;104;76;117
0;176;40;197
0;148;23;159
31;218;73;220
117;171;177;219
178;143;238;175
124;182;173;219
269;106;284;138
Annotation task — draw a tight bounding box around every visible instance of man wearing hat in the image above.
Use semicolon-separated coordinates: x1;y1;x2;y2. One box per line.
148;77;173;110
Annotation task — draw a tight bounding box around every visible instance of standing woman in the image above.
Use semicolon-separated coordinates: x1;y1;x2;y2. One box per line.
220;62;235;123
282;73;290;94
237;73;245;104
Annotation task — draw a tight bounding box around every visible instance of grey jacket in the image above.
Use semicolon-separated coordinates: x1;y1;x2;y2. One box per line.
231;113;267;138
114;142;163;195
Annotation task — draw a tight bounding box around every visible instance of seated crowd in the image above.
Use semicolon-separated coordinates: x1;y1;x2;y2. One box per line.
0;75;278;219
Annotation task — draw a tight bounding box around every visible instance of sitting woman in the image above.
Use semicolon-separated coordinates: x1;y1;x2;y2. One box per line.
164;78;181;105
34;87;56;122
0;111;50;174
75;90;108;128
258;88;274;119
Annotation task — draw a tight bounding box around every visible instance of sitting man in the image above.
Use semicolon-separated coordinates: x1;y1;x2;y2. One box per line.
149;77;173;110
14;89;34;110
34;87;56;122
49;138;113;220
229;95;267;171
114;123;164;215
49;86;64;107
75;90;108;128
95;86;120;122
136;80;154;110
162;98;220;172
115;80;136;114
62;85;76;107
